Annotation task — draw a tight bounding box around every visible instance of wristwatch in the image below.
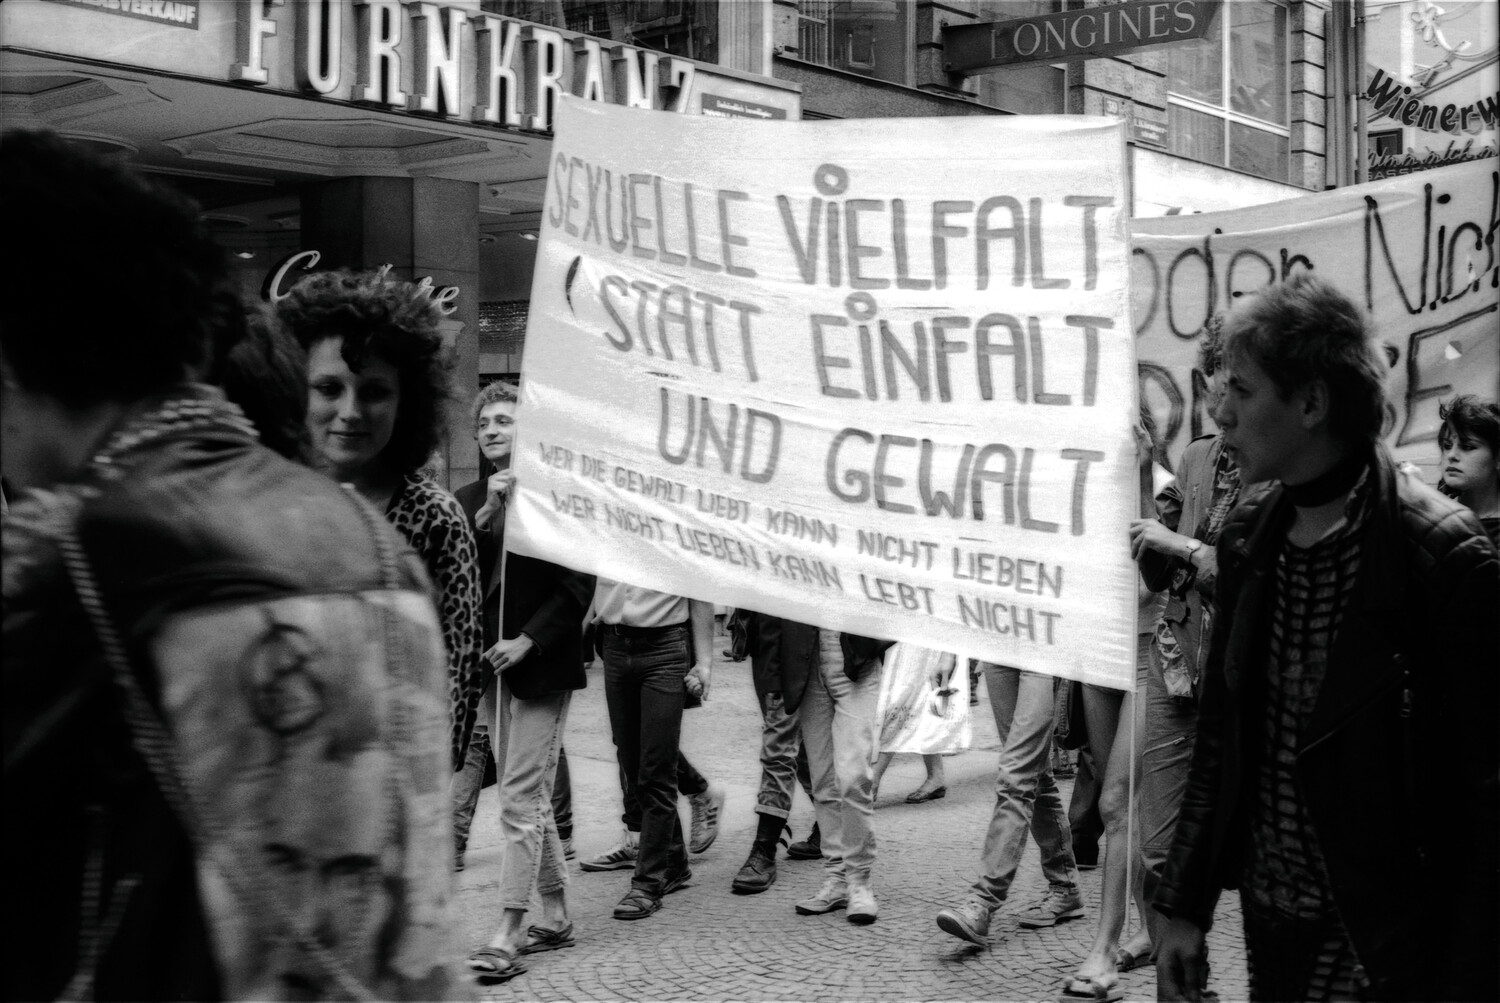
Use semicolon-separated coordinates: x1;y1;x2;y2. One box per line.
1184;538;1203;561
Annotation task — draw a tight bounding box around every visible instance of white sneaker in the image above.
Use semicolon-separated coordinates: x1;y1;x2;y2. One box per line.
689;783;726;853
580;830;639;872
847;883;878;924
795;877;849;915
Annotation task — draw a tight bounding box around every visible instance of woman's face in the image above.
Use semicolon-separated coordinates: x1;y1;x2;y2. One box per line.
306;338;400;481
1440;429;1499;499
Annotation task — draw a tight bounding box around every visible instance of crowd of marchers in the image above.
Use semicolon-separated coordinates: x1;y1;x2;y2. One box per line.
3;129;1496;1003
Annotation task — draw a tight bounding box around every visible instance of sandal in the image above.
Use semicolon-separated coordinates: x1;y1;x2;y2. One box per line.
1061;974;1123;1001
467;945;528;982
905;785;948;803
521;921;576;954
1113;944;1155;972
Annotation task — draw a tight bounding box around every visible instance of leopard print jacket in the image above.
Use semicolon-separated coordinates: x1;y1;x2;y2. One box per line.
386;473;485;771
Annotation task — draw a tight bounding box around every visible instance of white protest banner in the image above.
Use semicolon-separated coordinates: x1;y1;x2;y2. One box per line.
1132;160;1499;472
508;97;1140;689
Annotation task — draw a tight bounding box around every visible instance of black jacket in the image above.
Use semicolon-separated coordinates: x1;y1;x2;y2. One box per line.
455;478;594;699
744;612;892;713
1153;447;1499;1001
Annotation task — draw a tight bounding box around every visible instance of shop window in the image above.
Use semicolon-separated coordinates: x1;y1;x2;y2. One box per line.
796;1;911;86
485;2;717;61
1167;0;1289;181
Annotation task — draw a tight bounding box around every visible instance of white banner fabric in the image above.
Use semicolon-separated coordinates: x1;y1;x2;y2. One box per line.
508;98;1140;689
1132;160;1499;472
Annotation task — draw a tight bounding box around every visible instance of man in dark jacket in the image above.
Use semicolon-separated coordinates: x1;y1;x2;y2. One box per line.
451;380;594;980
1153;273;1499;1002
752;616;892;924
2;130;460;1000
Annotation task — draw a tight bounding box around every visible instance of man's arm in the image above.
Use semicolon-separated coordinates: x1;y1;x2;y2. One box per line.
685;599;715;700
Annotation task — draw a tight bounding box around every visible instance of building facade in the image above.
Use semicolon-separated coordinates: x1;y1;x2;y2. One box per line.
0;0;801;487
10;1;1480;483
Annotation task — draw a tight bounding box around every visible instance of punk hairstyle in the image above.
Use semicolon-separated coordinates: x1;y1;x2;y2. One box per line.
1438;394;1500;456
0;129;234;407
471;379;518;432
1221;272;1386;444
275;268;450;477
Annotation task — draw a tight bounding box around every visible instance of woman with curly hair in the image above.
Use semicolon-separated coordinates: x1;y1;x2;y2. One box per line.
277;268;485;772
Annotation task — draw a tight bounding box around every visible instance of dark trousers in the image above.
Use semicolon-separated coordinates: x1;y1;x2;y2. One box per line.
602;622;690;897
1068;745;1104;853
1242;894;1368;1001
621;752;707;831
553;745;573;841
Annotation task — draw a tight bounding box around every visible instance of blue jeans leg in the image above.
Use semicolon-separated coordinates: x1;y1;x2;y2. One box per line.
756;691;805;820
621;754;707;831
552;745;573;841
972;665;1080;909
602;626;690;898
1139;640;1198;943
800;653;879;884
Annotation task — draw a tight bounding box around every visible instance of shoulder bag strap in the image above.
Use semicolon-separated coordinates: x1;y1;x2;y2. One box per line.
57;520;378;1002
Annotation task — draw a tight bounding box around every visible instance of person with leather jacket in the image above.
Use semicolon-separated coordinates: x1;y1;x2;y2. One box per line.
2;129;463;1000
1152;273;1499;1002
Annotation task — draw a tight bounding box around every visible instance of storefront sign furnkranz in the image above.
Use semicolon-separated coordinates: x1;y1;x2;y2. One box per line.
943;0;1218;73
230;0;701;132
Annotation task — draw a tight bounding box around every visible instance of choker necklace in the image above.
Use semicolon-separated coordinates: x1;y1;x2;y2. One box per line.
1285;449;1369;507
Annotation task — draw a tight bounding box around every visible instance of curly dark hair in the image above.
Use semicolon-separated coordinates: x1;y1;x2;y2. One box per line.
275;268;451;477
0;129;234;406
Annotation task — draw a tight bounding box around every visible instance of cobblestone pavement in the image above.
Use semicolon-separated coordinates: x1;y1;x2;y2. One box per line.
456;639;1249;1002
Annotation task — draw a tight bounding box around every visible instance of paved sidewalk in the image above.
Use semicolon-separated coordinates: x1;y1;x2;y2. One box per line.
455;643;1249;1002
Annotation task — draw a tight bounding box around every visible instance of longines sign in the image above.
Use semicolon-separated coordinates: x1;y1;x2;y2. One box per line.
943;0;1218;73
230;0;706;133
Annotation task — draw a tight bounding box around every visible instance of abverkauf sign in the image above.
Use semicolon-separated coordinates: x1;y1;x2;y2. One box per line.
1131;160;1499;471
42;0;198;28
508;98;1140;689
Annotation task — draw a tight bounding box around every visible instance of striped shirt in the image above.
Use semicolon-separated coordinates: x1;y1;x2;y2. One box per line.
1243;471;1371;921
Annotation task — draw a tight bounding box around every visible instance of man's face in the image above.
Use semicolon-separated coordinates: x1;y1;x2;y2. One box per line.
1212;352;1308;484
476;400;515;467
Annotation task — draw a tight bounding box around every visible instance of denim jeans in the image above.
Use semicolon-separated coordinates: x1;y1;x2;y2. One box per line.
799;631;880;884
970;664;1080;910
1138;639;1199;943
491;677;571;910
454;723;574;853
452;719;490;857
1068;746;1104;853
756;690;813;819
602;623;690;897
620;751;708;831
